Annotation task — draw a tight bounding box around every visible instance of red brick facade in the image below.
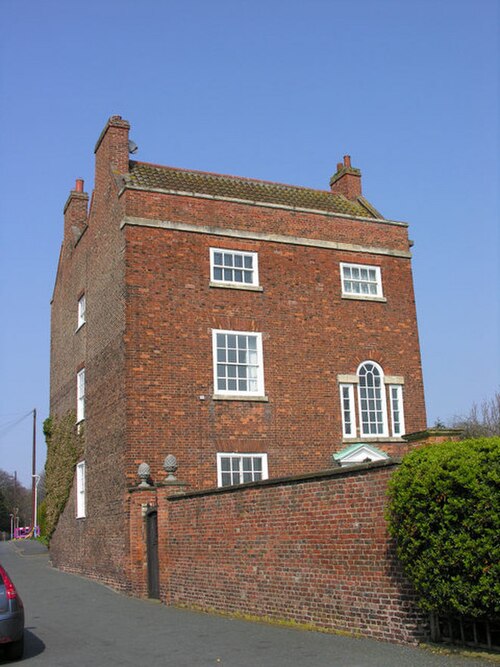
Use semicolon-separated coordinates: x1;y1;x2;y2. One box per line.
49;116;428;640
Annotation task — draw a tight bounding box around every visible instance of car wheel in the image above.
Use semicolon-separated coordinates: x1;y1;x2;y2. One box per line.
5;635;24;661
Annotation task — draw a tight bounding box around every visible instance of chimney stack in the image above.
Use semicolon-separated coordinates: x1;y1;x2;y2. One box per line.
329;155;362;200
63;179;89;247
94;115;130;177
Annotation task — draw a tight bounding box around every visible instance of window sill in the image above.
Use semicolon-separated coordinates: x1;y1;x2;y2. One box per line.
341;294;386;303
343;436;405;443
218;478;269;489
209;282;263;292
212;394;269;402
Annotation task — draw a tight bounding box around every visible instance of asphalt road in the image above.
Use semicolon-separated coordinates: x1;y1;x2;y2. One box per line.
0;540;494;666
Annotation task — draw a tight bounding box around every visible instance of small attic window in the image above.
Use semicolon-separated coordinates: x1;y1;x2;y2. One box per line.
210;248;261;290
340;263;385;302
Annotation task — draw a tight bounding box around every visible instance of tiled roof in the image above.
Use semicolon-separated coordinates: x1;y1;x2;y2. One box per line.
125;161;382;219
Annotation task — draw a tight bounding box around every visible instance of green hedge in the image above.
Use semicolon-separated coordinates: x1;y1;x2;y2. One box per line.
387;437;500;617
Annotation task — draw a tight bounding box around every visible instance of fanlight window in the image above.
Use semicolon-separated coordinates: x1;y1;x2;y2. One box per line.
357;362;388;437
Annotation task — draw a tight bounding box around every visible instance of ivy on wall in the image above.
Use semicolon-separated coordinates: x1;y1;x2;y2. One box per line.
43;412;84;539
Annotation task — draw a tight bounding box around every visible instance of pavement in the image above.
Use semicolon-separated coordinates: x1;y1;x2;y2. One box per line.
0;540;497;666
8;538;48;556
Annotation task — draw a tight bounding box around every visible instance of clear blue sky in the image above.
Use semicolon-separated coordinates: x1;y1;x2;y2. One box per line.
0;0;498;486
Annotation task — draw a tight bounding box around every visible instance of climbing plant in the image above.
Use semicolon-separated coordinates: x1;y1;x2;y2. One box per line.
43;412;83;539
387;437;500;618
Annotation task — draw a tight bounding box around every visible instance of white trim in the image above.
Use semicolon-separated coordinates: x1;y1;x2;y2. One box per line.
342;436;405;444
216;452;269;487
340;263;384;300
212;330;265;397
335;444;389;466
76;368;85;423
338;366;406;441
76;461;86;518
121;217;412;260
389;384;405;437
342;294;387;303
339;384;357;438
76;294;86;330
209;282;263;292
210;248;260;288
356;361;389;438
212;394;269;402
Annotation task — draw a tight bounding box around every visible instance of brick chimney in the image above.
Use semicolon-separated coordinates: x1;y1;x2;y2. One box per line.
329;155;362;200
94;115;130;183
63;178;89;246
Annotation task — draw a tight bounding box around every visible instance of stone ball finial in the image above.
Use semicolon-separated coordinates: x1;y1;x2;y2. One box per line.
137;462;152;488
163;454;178;481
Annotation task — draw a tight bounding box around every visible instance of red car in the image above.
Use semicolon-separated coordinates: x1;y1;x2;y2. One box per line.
0;564;24;660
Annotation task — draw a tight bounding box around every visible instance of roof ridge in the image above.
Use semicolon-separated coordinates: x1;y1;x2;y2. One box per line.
130;160;339;198
127;161;382;219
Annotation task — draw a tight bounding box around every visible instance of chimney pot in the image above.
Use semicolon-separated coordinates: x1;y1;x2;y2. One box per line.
75;178;84;193
330;155;361;199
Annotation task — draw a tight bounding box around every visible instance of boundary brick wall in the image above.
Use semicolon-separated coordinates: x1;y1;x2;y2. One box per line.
161;461;427;644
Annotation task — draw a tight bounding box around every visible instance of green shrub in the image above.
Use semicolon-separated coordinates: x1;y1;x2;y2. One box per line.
387;437;500;618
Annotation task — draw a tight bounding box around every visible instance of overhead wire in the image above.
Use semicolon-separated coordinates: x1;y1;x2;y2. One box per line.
0;411;34;441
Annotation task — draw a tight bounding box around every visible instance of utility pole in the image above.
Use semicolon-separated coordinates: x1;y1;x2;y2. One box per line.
30;408;36;534
33;475;41;537
13;472;17;536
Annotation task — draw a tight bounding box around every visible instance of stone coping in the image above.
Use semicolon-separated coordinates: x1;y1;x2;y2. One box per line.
404;428;464;442
166;458;400;502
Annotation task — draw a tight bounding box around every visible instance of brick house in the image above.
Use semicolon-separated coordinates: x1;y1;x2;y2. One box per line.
49;115;427;601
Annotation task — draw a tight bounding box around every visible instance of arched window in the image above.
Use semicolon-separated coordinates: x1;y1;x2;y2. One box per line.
357;361;388;437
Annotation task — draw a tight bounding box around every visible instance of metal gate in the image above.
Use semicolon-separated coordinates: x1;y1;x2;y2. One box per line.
431;613;500;651
146;509;160;599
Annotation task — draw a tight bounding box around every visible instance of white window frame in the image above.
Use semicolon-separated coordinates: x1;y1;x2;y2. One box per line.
212;330;265;397
76;461;86;518
340;263;384;300
339;384;357;438
76;368;85;423
217;453;268;487
357;361;389;437
389;384;405;437
210;248;259;288
77;294;86;330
